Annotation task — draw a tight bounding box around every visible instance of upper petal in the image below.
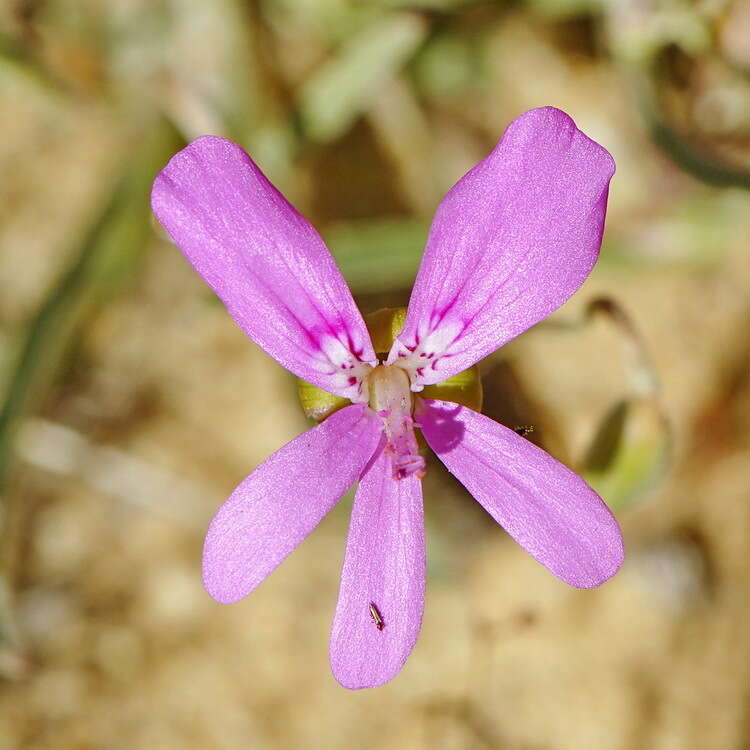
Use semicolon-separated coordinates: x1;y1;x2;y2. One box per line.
329;447;425;689
419;399;623;588
202;404;382;604
152;136;376;400
388;107;615;386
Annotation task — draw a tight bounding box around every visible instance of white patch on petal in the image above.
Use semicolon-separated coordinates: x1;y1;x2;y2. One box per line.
386;317;465;390
309;333;375;402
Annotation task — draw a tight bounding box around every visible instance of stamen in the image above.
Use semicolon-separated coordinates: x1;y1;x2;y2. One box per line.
367;366;426;480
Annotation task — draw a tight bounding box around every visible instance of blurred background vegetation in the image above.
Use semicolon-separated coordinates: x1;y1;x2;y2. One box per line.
1;0;750;748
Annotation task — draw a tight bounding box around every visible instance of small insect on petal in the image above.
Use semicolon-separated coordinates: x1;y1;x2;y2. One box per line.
369;602;385;631
514;425;535;438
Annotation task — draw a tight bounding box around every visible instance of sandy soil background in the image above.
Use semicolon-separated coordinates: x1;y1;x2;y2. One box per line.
1;1;750;748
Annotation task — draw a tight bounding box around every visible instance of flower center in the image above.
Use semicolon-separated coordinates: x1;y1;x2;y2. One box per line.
366;365;426;481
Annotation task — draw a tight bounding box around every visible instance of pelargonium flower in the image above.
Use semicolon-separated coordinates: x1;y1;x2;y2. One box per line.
151;106;624;690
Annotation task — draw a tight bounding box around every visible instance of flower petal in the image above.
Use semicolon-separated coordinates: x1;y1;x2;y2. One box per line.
388;107;615;386
329;448;425;689
202;404;382;604
419;399;623;588
152;137;376;400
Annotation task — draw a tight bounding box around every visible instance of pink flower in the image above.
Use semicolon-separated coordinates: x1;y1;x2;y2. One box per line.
151;107;624;689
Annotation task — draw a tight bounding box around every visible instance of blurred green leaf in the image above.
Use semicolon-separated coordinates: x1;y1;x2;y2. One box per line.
298;12;427;142
637;62;750;189
325;217;427;293
0;120;180;493
583;400;629;473
599;192;747;269
414;33;481;102
582;398;670;511
540;297;671;511
579;300;671;511
647;110;750;190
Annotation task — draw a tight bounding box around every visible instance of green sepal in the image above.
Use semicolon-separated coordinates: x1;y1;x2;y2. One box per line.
365;307;408;355
297;379;350;422
421;365;483;413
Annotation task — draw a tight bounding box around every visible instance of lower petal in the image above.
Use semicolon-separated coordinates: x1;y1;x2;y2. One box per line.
202;404;382;603
419;399;623;588
329;448;425;689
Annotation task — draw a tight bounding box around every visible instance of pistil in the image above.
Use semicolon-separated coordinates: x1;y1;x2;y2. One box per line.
367;366;426;480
